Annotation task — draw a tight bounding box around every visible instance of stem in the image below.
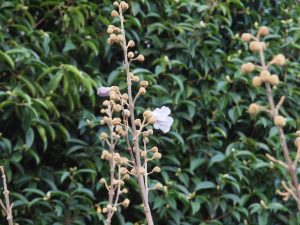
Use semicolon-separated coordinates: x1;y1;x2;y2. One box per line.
0;166;13;225
106;107;116;225
119;7;154;225
258;48;300;210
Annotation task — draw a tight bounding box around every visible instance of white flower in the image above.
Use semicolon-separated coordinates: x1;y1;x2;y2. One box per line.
97;87;111;97
152;106;174;133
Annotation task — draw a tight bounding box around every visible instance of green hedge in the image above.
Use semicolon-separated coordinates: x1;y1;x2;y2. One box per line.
1;0;300;224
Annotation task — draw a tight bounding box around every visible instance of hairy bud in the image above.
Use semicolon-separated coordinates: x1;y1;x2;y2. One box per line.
274;115;286;127
248;103;260;116
258;26;269;36
252;76;262;87
241;33;252;43
241;62;255;74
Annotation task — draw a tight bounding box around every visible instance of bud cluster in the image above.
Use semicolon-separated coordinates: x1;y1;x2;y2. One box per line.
240;26;300;207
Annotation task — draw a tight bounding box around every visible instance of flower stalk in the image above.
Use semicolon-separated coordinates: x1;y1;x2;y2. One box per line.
98;1;173;224
241;26;300;210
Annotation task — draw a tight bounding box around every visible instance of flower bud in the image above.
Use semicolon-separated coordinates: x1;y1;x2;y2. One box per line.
113;1;119;7
140;80;149;88
122;188;128;194
152;166;161;173
270;75;279;86
249;41;266;52
100;178;106;184
128;40;135;47
143;110;152;118
120;167;128;175
113;104;122;112
274;115;286;127
252;76;262;87
107;38;114;45
294;137;300;148
248;103;260;116
112;206;117;212
134;119;141;126
111;10;119;17
151;146;158;152
272;54;285;66
137;55;145;62
148;116;156;124
154;183;163;190
139;87;146;95
241;33;252;42
122;93;129;100
141;151;147;158
258;26;269;36
122;199;130;207
153;152;162;159
123;109;130;117
123;174;130;180
107;204;112;210
128;51;134;59
120;1;129;10
117;34;123;42
296;131;300;137
241;62;255;74
111;86;120;92
107;25;115;34
132;76;140;82
100;132;108;141
260;70;271;82
112;118;121;125
103;207;108;213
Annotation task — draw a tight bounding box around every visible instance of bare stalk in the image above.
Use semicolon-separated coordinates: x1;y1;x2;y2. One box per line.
0;166;13;225
118;7;154;225
258;47;300;210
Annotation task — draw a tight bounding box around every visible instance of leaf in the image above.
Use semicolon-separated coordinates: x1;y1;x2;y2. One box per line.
195;181;216;191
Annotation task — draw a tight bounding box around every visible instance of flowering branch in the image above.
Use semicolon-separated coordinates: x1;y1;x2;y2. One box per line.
241;26;300;210
0;166;13;225
97;1;173;224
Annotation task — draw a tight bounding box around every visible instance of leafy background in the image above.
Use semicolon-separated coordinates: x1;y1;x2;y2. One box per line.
1;0;300;224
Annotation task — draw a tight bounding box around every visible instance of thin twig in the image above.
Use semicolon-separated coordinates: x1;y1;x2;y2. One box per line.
0;166;13;225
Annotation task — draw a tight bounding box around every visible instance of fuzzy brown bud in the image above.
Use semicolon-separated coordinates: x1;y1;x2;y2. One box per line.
294;137;300;148
151;147;158;152
122;199;130;207
241;33;252;42
143;110;152;118
274;115;286;127
111;10;119;17
128;52;134;59
123;109;130;117
260;70;271;82
107;25;115;34
270;75;279;86
140;80;149;88
248;103;260;116
100;132;108;141
154;183;163;190
152;166;161;173
148;116;156;124
241;62;255;74
120;1;129;10
258;26;269;36
272;54;286;66
153;152;162;159
128;40;135;47
139;87;146;95
137;55;145;62
252;76;262;87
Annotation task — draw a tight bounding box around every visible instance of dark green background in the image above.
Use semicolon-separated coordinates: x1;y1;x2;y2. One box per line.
1;0;300;224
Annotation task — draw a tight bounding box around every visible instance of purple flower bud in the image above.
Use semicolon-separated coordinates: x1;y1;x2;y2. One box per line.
97;87;111;97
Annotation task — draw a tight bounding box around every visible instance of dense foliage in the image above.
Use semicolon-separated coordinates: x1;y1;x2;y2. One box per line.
1;0;300;224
